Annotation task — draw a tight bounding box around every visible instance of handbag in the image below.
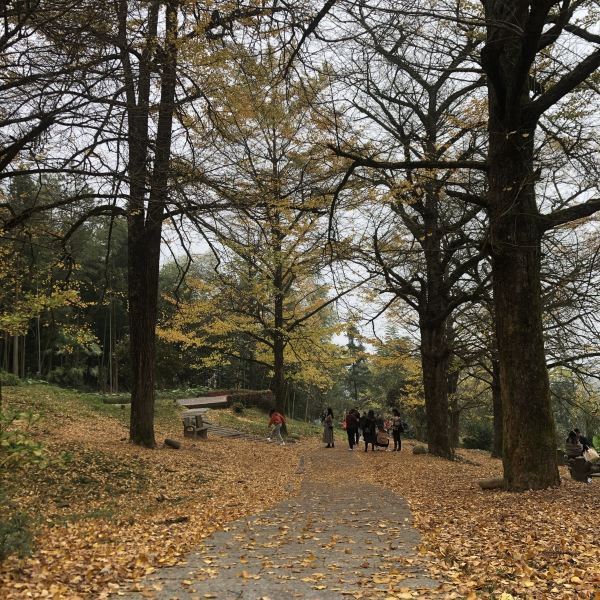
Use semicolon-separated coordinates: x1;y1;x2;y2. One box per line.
583;447;600;462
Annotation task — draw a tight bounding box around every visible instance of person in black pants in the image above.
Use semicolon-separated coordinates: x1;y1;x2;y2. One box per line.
391;408;404;451
363;409;377;452
345;409;359;450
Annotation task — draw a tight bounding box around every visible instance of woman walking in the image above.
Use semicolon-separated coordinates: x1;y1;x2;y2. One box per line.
323;407;335;448
391;408;404;451
345;409;359;450
363;409;377;452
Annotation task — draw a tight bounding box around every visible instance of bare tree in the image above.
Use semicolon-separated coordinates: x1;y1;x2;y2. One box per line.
329;0;489;458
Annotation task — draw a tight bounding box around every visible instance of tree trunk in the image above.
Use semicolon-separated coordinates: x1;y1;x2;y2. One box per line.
272;333;285;412
481;0;560;492
125;0;178;448
491;357;502;459
448;406;460;450
11;335;19;377
447;355;460;450
420;318;453;458
488;125;559;490
128;228;160;447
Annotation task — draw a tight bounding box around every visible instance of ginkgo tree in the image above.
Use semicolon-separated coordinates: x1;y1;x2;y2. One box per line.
159;253;347;409
161;49;361;410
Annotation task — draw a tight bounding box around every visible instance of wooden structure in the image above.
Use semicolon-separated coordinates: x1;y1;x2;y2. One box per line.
178;396;229;409
567;456;600;482
183;408;209;439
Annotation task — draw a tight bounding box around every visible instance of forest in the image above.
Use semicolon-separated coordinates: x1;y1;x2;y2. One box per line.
2;1;600;597
1;2;600;488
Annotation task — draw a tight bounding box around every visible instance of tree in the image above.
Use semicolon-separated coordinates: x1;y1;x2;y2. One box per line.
160;252;346;405
174;49;360;410
344;326;371;405
479;0;600;490
331;1;488;457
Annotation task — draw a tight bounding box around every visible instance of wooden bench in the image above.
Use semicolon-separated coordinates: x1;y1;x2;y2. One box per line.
183;409;208;440
567;456;600;482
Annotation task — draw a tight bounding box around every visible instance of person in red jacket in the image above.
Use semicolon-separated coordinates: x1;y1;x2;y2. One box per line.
345;409;359;450
267;409;286;445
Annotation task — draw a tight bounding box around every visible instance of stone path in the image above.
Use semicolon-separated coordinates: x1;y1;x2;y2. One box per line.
121;447;437;599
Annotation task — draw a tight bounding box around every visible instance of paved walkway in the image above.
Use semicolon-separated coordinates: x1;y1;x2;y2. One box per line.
122;447;437;599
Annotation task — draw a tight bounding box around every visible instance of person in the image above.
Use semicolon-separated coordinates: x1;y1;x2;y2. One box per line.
574;428;591;451
323;407;335;448
345;408;359;450
565;430;583;459
391;408;404;452
375;425;390;450
362;409;377;452
353;409;361;446
267;409;286;445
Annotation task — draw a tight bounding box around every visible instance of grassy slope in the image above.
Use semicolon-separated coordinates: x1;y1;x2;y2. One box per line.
0;383;304;599
209;406;322;439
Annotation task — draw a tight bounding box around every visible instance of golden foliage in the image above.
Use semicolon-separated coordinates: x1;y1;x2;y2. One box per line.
0;389;301;599
355;445;600;599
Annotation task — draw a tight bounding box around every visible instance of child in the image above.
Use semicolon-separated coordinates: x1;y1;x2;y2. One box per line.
267;409;286;445
375;426;390;450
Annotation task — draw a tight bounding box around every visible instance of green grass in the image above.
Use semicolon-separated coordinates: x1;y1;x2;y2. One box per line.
2;383;183;430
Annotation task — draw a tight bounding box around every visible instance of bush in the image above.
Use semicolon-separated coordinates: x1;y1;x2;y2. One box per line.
0;512;33;561
0;409;47;472
231;401;245;415
462;421;493;451
0;370;21;386
101;394;131;405
228;390;274;412
47;366;85;388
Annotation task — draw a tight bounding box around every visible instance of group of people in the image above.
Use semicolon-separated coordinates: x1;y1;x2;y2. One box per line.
322;407;406;452
565;428;599;461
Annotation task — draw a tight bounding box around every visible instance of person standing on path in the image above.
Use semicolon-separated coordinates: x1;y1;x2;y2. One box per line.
267;409;286;445
345;409;359;450
323;407;335;448
391;408;404;451
363;409;377;452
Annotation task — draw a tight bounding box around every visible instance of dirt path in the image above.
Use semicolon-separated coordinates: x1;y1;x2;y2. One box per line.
121;445;438;599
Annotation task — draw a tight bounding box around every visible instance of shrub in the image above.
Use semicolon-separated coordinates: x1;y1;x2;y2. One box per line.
0;410;47;471
101;394;131;405
231;402;245;415
462;421;493;451
0;512;33;561
228;390;274;412
0;370;21;386
47;366;85;388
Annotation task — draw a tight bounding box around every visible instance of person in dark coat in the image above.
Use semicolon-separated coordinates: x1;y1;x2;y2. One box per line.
353;409;361;445
345;409;359;450
566;431;583;458
363;409;377;452
391;408;404;451
323;407;335;448
574;428;591;451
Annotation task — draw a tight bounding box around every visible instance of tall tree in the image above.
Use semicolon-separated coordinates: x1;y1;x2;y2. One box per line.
480;0;600;489
178;51;359;409
332;1;488;457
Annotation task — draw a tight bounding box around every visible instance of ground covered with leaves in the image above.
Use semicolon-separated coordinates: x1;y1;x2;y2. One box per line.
354;444;600;599
0;385;301;598
2;387;599;599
